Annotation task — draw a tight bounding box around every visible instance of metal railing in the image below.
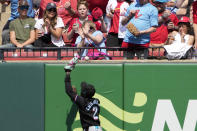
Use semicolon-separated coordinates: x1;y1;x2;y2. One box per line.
0;46;193;61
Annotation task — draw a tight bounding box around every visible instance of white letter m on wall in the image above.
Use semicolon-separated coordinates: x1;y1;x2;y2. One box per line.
152;100;197;131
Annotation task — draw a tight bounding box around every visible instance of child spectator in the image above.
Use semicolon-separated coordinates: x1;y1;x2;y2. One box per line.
164;16;194;59
66;0;93;46
106;0;129;47
0;0;35;49
34;3;65;47
1;0;34;45
75;20;109;60
121;0;158;59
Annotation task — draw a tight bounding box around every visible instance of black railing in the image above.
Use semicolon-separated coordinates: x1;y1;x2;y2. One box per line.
0;46;194;61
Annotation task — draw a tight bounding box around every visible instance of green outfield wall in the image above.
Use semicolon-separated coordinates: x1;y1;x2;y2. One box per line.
45;64;124;131
123;64;197;131
45;63;197;131
0;63;197;131
0;63;45;131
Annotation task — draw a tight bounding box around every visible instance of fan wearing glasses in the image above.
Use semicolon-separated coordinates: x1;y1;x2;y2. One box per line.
0;0;36;50
34;3;65;47
1;0;34;45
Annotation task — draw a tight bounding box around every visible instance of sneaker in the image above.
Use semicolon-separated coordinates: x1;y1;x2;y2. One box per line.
64;53;80;71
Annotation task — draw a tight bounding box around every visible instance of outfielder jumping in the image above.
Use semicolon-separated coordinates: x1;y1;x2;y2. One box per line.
64;54;102;131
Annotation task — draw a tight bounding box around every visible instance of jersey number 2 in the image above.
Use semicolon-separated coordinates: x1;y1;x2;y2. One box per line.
92;107;99;120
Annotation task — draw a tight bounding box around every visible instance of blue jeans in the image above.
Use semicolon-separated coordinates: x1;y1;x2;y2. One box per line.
2;20;11;45
0;44;34;59
0;43;33;49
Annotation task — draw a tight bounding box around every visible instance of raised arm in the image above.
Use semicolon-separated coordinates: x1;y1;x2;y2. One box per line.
65;1;77;16
99;16;107;33
67;24;79;40
83;28;103;45
64;71;78;102
46;18;64;39
64;68;85;107
175;0;186;8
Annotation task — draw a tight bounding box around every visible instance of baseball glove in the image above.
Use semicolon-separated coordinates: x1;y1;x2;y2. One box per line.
127;22;140;36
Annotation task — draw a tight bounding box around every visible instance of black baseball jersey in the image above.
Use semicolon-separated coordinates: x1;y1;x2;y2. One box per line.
65;74;101;130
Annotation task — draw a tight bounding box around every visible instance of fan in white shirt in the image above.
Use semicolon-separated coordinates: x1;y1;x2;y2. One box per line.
34;3;65;47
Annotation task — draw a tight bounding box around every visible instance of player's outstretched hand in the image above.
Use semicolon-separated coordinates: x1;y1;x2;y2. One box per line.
64;53;80;72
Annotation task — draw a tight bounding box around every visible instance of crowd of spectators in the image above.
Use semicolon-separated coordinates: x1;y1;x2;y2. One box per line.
0;0;196;60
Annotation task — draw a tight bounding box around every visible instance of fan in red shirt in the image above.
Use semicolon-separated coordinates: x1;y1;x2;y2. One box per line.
150;0;179;47
66;0;93;46
106;0;129;47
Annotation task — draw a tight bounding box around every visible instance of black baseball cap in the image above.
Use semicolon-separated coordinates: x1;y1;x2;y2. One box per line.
46;3;56;10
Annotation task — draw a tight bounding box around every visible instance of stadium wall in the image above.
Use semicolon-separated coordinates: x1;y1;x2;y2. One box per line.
0;63;45;131
0;63;197;131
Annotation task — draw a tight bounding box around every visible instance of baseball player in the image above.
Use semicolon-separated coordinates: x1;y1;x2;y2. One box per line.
64;54;102;131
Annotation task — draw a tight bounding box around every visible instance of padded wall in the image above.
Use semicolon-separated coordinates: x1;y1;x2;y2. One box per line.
1;63;197;131
124;64;197;131
0;63;45;131
45;64;124;131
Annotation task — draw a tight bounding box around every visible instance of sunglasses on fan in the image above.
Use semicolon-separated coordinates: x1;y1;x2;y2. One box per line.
19;5;29;10
47;8;57;12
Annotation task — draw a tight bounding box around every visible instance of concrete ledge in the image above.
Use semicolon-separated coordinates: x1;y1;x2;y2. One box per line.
2;59;197;64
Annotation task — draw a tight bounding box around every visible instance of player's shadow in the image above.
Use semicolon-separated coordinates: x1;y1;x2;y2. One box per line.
66;103;78;131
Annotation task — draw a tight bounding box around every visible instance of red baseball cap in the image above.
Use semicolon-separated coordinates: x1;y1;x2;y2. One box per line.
91;7;103;20
179;16;190;23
